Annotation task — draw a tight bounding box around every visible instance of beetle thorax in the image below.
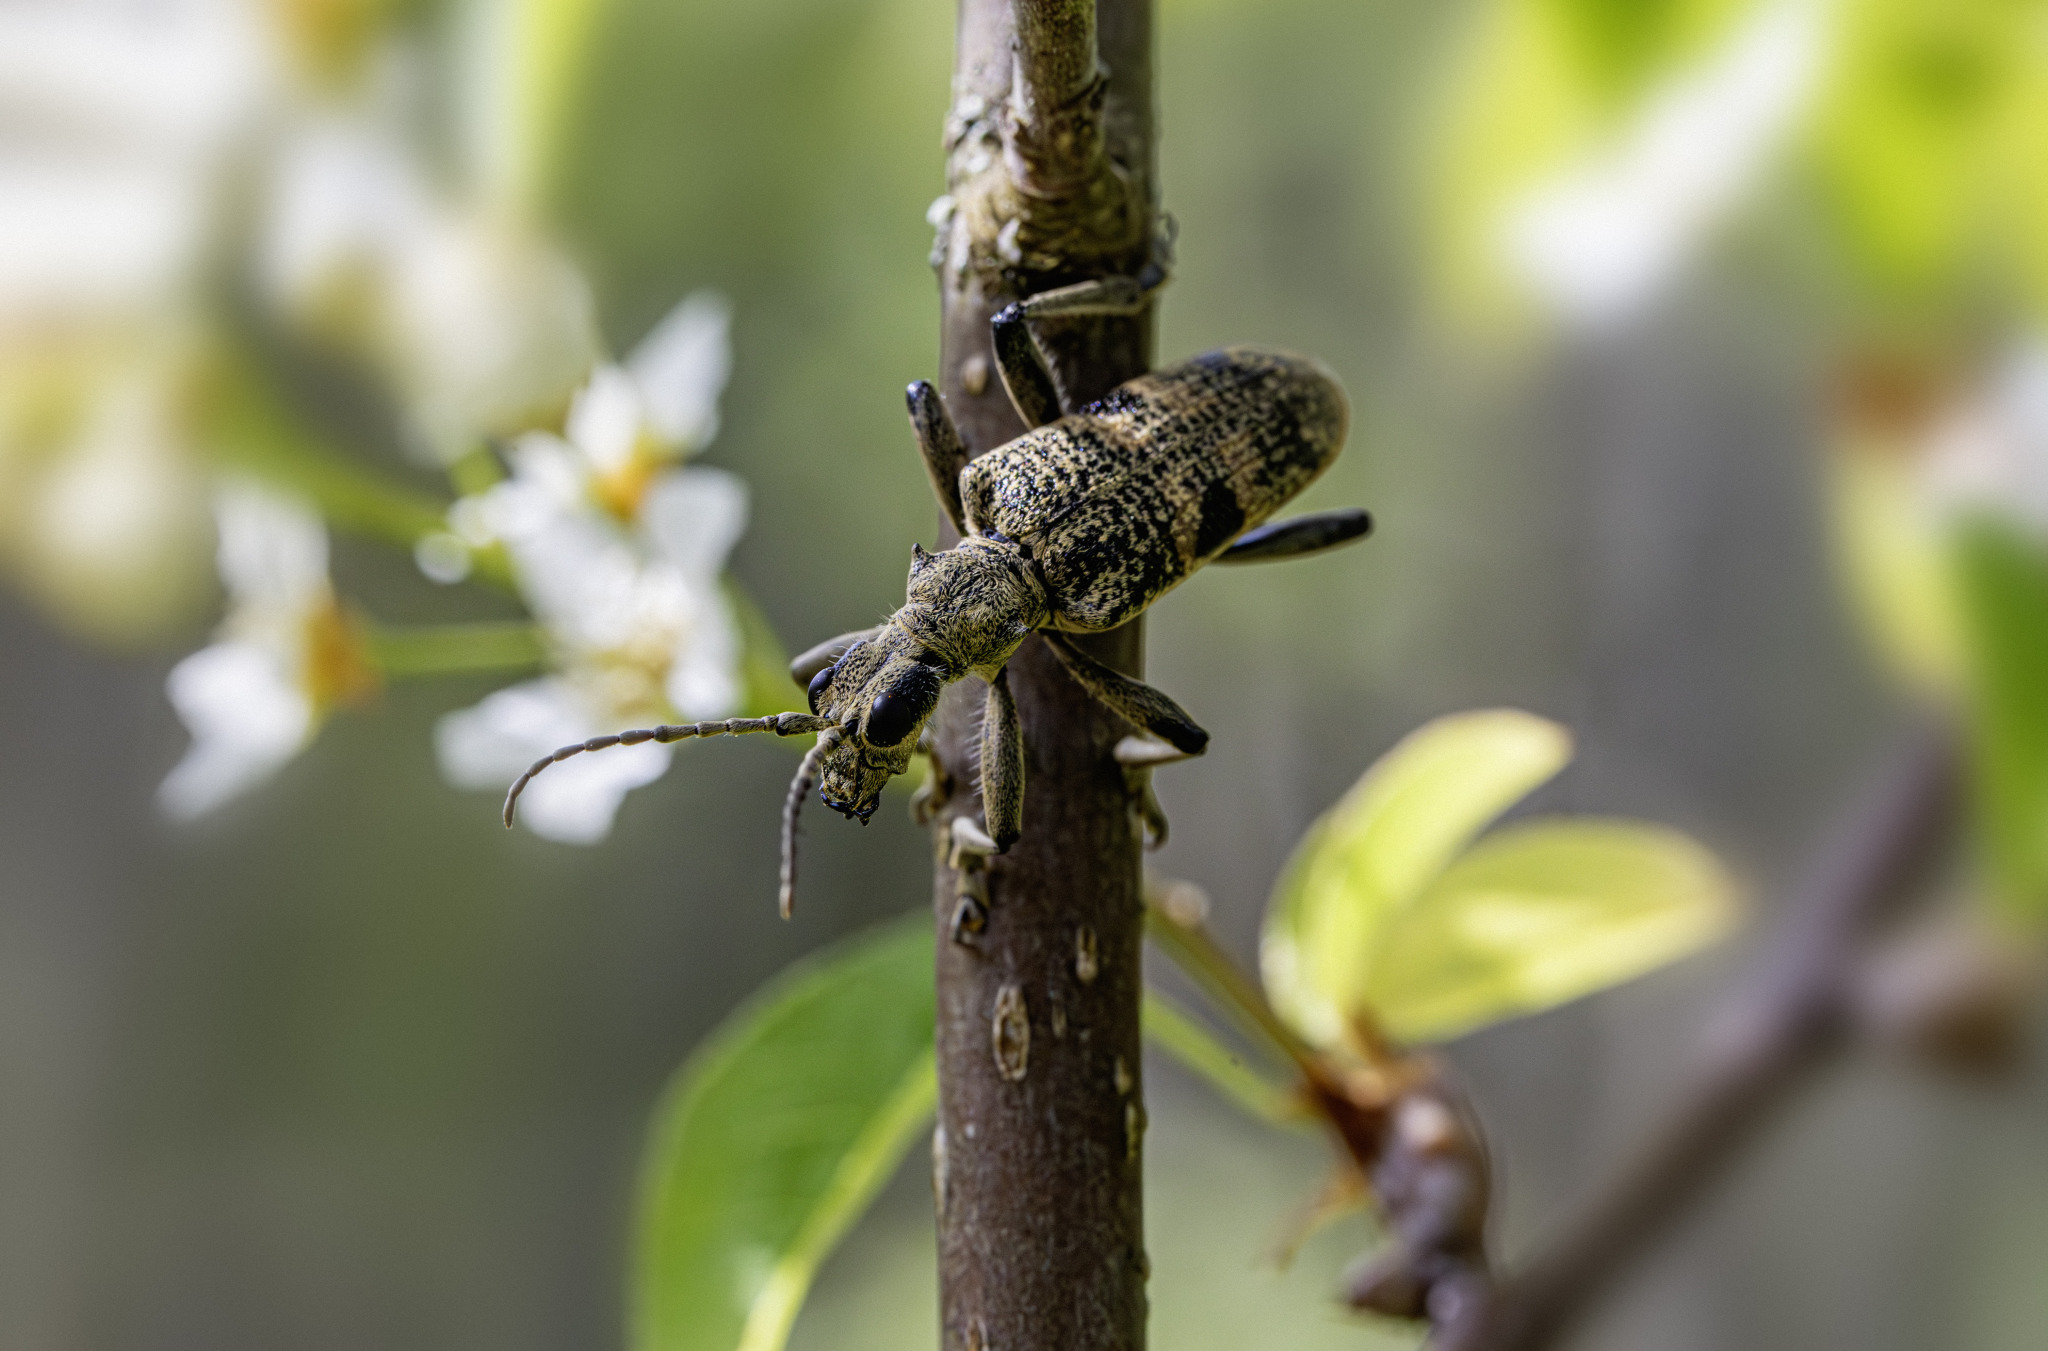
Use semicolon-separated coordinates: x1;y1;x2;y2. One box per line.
895;535;1046;676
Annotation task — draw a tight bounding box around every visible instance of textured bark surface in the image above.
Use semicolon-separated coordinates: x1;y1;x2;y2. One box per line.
926;3;1157;1349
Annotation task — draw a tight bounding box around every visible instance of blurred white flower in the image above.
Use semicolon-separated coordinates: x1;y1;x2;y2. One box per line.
1921;339;2048;537
1501;0;1825;330
0;0;273;326
159;479;375;819
423;291;733;583
5;335;215;642
0;0;270;640
260;118;600;462
435;455;750;843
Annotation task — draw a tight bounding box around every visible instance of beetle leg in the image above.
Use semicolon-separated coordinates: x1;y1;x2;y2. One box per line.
1216;508;1374;564
1011;270;1164;321
991;304;1063;429
906;381;971;534
789;626;884;687
978;667;1025;851
991;267;1171;429
1040;632;1209;756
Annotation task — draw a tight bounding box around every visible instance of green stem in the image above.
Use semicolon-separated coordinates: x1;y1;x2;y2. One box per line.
206;351;516;589
1142;987;1304;1127
368;621;547;677
1143;895;1321;1079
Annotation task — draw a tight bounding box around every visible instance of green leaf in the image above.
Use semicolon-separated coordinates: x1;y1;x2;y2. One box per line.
1365;819;1738;1042
631;916;935;1351
1141;988;1302;1128
1805;0;2040;306
1262;709;1573;1050
1953;518;2048;920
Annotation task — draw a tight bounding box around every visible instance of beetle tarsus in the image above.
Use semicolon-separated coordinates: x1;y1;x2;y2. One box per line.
1216;507;1373;564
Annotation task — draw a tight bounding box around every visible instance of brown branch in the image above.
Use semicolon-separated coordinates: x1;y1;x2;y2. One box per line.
925;4;1158;1351
1429;718;1961;1351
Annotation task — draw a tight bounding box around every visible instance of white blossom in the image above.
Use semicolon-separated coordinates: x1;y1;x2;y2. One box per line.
1921;339;2048;537
260;118;600;462
0;0;272;324
158;480;369;819
433;313;749;842
1501;0;1825;331
0;0;271;639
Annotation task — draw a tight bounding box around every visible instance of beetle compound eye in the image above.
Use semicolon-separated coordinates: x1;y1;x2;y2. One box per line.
806;665;835;714
864;664;941;747
865;690;921;747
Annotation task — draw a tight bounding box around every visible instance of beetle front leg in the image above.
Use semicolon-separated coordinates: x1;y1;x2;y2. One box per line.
991;264;1171;429
789;626;883;687
978;666;1025;851
905;381;971;535
1040;632;1209;756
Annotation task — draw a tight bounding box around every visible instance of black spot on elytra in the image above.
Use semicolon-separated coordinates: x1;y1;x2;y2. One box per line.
1194;478;1246;557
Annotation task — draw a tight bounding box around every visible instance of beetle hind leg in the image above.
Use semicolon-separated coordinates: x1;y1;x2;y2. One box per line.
1040;632;1209;757
1216;508;1374;564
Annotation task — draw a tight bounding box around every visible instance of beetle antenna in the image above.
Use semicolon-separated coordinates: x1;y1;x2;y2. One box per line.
780;726;844;919
503;713;833;827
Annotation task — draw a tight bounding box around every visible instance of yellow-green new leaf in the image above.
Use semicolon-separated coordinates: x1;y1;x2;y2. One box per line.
1262;709;1573;1051
632;917;935;1351
1366;819;1738;1042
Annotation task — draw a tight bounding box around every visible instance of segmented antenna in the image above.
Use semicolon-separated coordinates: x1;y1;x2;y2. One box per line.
501;712;836;828
779;727;842;920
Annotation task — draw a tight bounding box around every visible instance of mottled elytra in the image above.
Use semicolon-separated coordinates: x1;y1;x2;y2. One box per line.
504;269;1373;917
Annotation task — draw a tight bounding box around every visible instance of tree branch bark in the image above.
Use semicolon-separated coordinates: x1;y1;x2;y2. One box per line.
1430;718;1960;1351
926;4;1158;1351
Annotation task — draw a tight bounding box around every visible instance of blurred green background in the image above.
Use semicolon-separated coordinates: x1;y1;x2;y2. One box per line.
3;0;2045;1348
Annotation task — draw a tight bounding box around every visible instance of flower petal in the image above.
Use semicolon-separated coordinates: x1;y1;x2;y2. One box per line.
641;466;749;582
626;290;731;450
158;641;315;819
665;587;742;720
566;363;645;473
435;678;673;845
213;477;328;610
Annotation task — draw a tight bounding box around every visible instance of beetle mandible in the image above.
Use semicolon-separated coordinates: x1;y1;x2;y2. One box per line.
503;269;1372;917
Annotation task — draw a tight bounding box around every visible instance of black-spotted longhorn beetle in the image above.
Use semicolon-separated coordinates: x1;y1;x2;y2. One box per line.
505;268;1372;916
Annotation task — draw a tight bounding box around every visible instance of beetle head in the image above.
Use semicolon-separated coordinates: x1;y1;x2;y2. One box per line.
807;632;948;821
